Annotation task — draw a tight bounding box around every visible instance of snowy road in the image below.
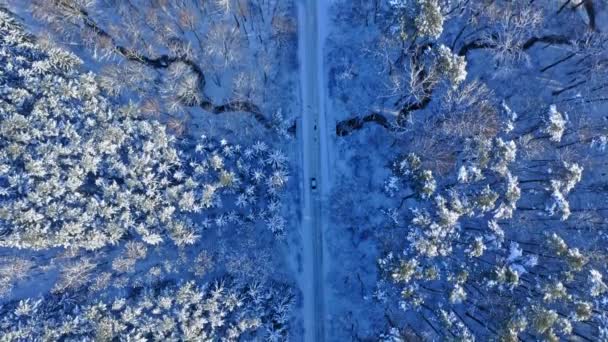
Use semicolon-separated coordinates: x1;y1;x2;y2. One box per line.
297;0;330;341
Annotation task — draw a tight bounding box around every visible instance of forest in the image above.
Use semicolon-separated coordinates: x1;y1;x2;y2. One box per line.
0;0;607;341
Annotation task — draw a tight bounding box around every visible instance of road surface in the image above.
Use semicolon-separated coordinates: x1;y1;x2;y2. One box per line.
297;0;330;341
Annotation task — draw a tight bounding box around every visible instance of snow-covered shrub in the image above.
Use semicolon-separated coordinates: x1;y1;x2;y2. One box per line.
475;185;499;212
549;233;569;256
397;153;422;176
487;219;505;246
492;138;517;176
542;281;570;303
417;170;437;198
494;264;521;289
532;307;559;337
562;162;583;193
548;180;572;221
449;284;467;304
466;236;486;257
574;302;593;322
543;105;567;142
501;101;518;133
589;270;608;297
504;172;521;204
546;162;583;221
393;153;436;198
493;172;521;220
500;315;528;342
567;248;588;271
392;258;419;283
437;45;467;87
457;164;484;184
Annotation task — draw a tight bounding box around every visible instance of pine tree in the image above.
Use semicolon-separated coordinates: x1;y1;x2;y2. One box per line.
415;0;444;39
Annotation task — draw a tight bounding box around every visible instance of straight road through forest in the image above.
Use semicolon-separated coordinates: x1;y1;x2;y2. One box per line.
297;0;330;341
